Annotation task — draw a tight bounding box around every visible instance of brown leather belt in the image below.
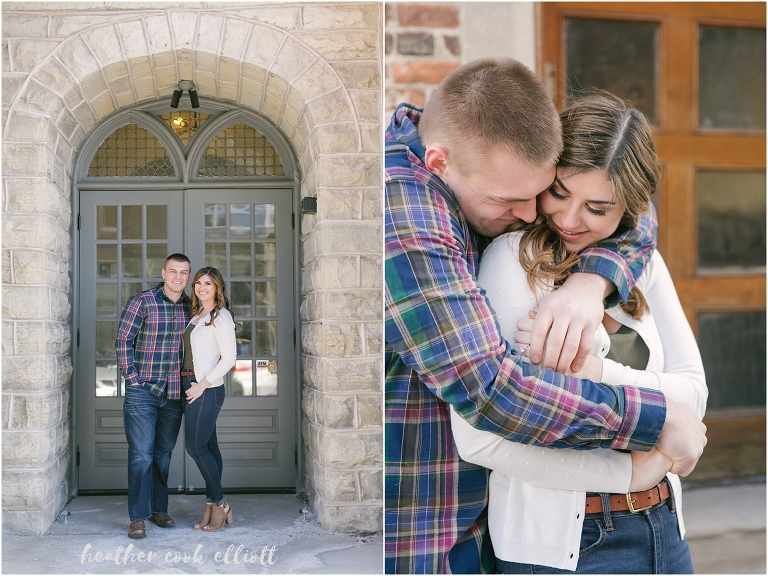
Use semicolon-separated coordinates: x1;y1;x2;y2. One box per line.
180;369;195;377
585;481;671;514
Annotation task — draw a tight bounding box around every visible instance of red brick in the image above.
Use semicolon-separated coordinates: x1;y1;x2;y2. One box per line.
397;4;459;28
392;61;460;85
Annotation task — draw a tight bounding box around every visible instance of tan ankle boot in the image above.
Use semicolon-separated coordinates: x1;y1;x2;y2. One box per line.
202;502;233;532
192;503;212;530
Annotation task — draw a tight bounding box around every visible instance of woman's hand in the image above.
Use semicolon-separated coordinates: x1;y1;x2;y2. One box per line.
185;380;210;404
629;448;673;492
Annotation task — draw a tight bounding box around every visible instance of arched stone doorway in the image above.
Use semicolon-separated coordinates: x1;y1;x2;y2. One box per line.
73;98;299;492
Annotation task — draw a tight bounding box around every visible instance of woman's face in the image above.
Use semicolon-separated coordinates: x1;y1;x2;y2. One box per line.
538;167;625;253
194;274;216;306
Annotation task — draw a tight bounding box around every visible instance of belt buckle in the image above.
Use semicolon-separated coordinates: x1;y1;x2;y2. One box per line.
626;493;653;514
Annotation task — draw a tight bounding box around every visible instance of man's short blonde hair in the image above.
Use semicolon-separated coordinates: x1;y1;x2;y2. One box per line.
419;58;562;174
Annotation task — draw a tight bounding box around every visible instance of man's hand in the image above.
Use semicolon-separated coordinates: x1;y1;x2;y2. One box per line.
529;272;611;372
629;448;673;492
655;401;707;477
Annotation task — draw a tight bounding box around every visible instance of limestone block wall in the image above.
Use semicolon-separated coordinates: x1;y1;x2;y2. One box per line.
2;2;382;535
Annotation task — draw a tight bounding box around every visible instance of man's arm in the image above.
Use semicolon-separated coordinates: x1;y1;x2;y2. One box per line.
530;205;658;373
115;295;146;386
386;178;665;451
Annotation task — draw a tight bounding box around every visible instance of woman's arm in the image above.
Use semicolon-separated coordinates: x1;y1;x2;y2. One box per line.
600;252;707;420
202;309;238;384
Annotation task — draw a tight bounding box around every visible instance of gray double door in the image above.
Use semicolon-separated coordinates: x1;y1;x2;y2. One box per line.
77;188;296;492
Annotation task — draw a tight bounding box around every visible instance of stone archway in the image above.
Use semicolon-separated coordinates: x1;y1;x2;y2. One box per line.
2;6;382;534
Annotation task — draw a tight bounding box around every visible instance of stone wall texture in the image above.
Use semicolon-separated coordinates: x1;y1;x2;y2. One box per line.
2;2;382;535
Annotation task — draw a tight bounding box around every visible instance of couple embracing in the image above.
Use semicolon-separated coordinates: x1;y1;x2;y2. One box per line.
385;59;708;573
115;255;237;538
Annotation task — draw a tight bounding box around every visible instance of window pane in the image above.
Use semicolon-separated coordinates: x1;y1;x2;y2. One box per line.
255;282;277;316
122;282;143;308
96;283;117;317
196;122;285;177
231;281;252;316
698;170;766;270
97;245;117;278
87;123;175;177
96;206;117;239
205;242;227;271
204;203;226;239
236;320;252;356
121;205;142;240
161;110;211;147
96;359;118;397
96;321;117;357
256;360;278;396
565;18;659;125
254;243;277;277
698;311;766;408
122;244;142;278
231;360;253;397
255;320;277;356
146;244;168;278
699;26;766;130
254;204;276;238
230;204;251;238
146;205;167;239
230;243;251;276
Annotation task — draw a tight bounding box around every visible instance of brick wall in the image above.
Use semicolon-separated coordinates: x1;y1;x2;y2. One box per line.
384;2;462;118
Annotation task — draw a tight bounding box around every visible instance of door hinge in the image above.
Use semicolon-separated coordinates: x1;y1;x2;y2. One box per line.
77;329;80;347
293;327;296;348
76;447;80;467
292;212;295;229
295;445;298;467
77;213;81;231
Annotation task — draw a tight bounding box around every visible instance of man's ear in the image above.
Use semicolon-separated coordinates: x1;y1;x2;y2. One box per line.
424;146;451;177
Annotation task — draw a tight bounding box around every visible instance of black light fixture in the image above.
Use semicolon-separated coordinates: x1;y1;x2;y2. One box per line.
170;80;199;109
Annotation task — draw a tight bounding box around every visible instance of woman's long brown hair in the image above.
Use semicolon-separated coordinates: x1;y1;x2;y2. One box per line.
189;267;236;327
515;92;660;320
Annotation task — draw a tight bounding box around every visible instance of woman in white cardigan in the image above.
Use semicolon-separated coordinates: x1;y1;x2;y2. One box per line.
181;266;237;532
452;94;707;573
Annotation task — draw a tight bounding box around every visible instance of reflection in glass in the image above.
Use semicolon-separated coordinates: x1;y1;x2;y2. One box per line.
698;311;766;409
698;170;766;270
230;243;251;276
256;360;278;396
122;282;143;307
231;360;253;396
236;321;252;356
205;242;227;271
97;283;118;317
231;281;252;316
255;282;277;316
146;205;167;239
122;244;142;278
122;205;142;239
699;26;766;130
96;359;119;397
204;204;226;239
230;204;251;238
565;18;659;125
97;245;118;278
146;244;168;278
96;206;117;239
255;320;277;355
97;321;118;357
254;243;277;277
254;204;276;238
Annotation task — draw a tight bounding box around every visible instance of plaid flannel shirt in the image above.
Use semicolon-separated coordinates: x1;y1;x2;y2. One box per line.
116;282;191;400
384;104;666;574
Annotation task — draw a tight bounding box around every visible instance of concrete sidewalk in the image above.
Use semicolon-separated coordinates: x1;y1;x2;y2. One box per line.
684;480;766;574
1;493;382;574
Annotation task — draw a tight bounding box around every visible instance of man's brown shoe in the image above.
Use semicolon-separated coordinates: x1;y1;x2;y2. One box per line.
128;520;146;538
149;513;175;528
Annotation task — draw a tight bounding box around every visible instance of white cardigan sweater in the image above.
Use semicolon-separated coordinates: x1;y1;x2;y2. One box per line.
450;231;707;571
186;308;237;388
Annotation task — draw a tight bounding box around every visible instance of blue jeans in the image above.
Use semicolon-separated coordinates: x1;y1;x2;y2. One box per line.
182;376;225;505
496;495;694;574
123;384;183;521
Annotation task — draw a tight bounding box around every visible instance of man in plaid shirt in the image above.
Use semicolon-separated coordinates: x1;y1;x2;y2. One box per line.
385;59;706;573
116;253;191;539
